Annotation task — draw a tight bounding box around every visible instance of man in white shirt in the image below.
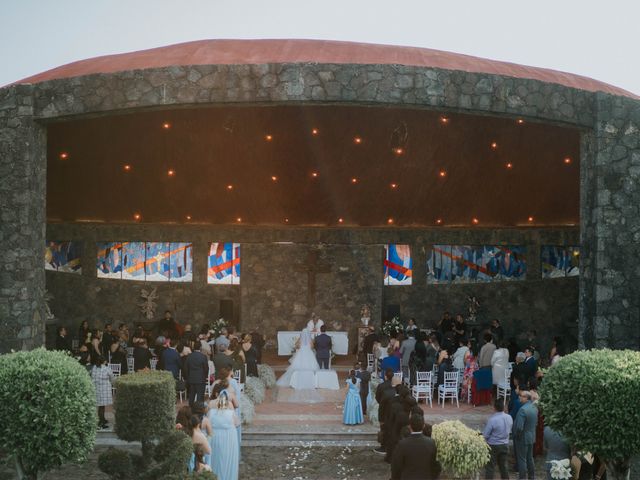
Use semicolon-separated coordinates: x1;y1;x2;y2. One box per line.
306;312;324;335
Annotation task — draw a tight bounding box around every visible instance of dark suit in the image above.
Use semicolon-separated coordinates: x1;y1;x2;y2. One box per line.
391;433;441;479
184;351;209;406
55;335;72;353
523;356;537;381
355;369;371;415
133;346;152;371
162;347;181;380
314;333;332;369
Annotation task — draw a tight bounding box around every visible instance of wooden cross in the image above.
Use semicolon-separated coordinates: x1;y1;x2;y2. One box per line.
294;249;331;309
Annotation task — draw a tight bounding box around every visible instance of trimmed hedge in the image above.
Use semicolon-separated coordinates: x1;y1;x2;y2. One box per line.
114;370;176;442
0;349;96;479
432;420;490;477
144;430;194;480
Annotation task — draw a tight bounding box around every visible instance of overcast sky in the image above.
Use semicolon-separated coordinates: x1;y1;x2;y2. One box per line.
2;0;639;95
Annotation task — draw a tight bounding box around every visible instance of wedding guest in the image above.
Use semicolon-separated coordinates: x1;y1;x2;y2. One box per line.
242;334;259;377
426;334;440;371
193;444;212;473
452;314;466;343
483;398;512;479
132;324;146;346
90;329;103;364
208;384;239;480
491;319;505;344
478;332;496;369
161;338;182;380
118;323;129;348
90;355;114;429
461;343;479;402
133;338;153;371
436;349;454;388
513;390;538;480
404;318;418;336
343;370;364;425
78;320;90;344
102;323;115;358
380;345;401;376
176;405;192;430
399;331;416;381
391;414;441;480
213;343;234;373
185;343;209;406
543;426;571;480
215;327;230;352
78;343;91;369
189;414;211;460
226;338;246;383
55;326;72;353
436;311;453;337
549;337;564;366
109;339;128;375
523;347;538;382
491;341;510;386
451;337;470;370
249;330;265;364
355;362;371;415
373;369;397;455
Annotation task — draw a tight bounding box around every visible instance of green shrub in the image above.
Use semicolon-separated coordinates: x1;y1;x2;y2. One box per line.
159;472;217;480
432;420;490;478
97;447;134;479
540;349;640;479
144;430;194;480
114;370;175;442
0;349;96;480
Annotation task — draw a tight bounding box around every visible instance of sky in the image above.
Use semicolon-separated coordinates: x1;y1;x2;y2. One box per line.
2;0;639;95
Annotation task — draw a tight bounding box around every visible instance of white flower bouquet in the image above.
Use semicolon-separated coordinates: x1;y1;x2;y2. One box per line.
210;317;228;338
244;376;266;404
432;420;491;478
549;459;572;480
239;394;255;425
382;316;403;337
258;363;276;389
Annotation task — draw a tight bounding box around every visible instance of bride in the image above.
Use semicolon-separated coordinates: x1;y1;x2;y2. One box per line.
276;328;319;389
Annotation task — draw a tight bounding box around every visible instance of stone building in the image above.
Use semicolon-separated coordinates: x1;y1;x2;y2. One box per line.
1;39;639;353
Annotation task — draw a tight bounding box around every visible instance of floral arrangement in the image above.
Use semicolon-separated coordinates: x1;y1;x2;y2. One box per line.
549;459;572;480
431;420;490;478
382;316;403;337
258;364;276;389
239;394;255;425
244;376;266;404
209;318;227;339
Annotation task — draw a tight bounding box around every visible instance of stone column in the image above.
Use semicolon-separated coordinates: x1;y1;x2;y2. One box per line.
0;85;47;352
580;93;640;349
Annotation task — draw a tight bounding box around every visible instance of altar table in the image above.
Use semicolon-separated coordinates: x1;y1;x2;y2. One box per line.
277;331;349;356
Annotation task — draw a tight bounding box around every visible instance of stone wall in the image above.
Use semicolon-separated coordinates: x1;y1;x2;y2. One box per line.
0;86;47;353
46;222;578;353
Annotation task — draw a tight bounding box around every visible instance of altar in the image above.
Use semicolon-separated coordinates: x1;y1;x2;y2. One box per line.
277;331;349;356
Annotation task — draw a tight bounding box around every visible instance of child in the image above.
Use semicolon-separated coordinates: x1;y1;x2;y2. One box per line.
343;369;364;425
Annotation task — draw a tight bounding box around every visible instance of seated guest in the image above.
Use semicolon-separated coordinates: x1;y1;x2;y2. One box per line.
78;343;91;369
511;352;528;390
226;338;246;383
380;346;401;377
391;414;441;480
213;343;234;374
451;337;470;370
181;324;196;349
425;334;440;371
215;327;230;352
55;326;72;353
133;339;153;371
478;332;496;369
436;349;454;387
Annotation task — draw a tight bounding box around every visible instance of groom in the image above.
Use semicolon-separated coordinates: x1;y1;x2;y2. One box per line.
314;325;332;369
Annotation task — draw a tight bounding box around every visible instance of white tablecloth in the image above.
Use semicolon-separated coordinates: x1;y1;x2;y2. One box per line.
277;331;349;356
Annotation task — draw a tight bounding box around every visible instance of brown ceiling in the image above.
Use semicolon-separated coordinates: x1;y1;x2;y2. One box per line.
46;104;580;227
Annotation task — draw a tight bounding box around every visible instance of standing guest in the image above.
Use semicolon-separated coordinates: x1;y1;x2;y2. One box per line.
511;352;529;390
483;398;513;479
133;339;153;371
185;343;209;406
543;426;571;480
213;343;234;373
188;415;211;461
426;334;440;371
109;339;129;375
241;334;259;377
549;338;564;366
78;344;91;369
215;327;230;353
478;332;497;369
399;331;416;381
55;326;73;353
523;347;538;383
355;362;371;415
404;318;418;336
118;323;129;348
343;369;364;425
373;369;397;455
436;311;453;338
391;414;441;480
507;337;520;363
513;390;538;480
102;323;115;358
461;342;479;402
491;319;505;344
491;341;510;386
162;338;182;380
90;355;114;429
181;324;196;350
176;405;192;430
193;444;212;473
452;314;466;343
78;320;90;345
314;325;333;369
226;337;246;382
208;385;239;480
411;331;428;373
132;324;146;346
249;330;265;364
362;325;379;362
451;337;470;370
90;329;103;363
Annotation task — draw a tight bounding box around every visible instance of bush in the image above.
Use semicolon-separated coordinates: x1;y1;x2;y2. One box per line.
114;370;176;442
144;430;194;480
244;376;266;404
159;472;217;480
240;394;255;425
0;349;96;480
97;447;134;479
539;349;640;479
432;420;490;478
257;363;276;388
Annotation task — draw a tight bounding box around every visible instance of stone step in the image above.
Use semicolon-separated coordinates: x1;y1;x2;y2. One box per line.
243;438;378;447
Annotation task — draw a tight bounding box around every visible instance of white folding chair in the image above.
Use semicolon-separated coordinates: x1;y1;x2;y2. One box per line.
150;358;158;370
126;347;134;357
497;367;512;402
393;371;403;383
438;370;460;408
72;339;79;351
233;369;244;393
127;357;134;373
204;365;215;397
177;370;187;402
109;363;121;377
412;371;433;407
366;353;375;372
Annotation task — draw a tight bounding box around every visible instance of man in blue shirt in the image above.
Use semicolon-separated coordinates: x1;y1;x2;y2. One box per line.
483;397;513;479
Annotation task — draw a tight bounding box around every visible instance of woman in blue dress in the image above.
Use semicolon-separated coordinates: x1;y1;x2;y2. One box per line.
208;384;239;480
343;370;364;425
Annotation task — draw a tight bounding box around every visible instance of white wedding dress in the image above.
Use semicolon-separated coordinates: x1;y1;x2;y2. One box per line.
276;329;319;390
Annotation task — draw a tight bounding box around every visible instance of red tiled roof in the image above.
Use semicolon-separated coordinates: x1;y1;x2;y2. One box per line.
15;39;638;98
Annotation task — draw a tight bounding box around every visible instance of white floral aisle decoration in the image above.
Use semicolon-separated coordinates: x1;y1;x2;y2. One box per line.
239;394;255;425
549;459;572;480
432;420;490;479
382;316;403;337
257;364;276;389
244;376;266;404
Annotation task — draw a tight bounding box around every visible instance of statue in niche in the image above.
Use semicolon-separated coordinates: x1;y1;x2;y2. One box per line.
360;304;371;326
139;287;158;321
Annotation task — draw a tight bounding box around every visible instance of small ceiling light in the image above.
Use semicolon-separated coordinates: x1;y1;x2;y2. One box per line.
123;164;131;171
227;184;234;190
351;177;358;184
564;157;572;164
284;217;289;223
133;213;141;221
393;147;404;155
528;216;534;222
311;171;319;178
186;215;192;221
311;128;319;136
439;170;447;178
59;152;69;160
440;116;449;124
167;169;175;177
472;218;479;225
354;136;362;144
490;142;498;149
338;218;344;223
271;175;278;182
517;119;525;125
390;183;398;189
387;218;394;225
162;122;171;130
436;219;443;225
265;134;273;141
573;250;580;257
505;163;513;169
236;217;242;223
